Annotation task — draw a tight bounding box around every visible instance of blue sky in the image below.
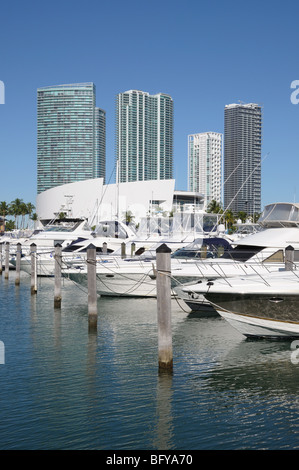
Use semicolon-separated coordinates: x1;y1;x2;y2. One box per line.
1;0;299;212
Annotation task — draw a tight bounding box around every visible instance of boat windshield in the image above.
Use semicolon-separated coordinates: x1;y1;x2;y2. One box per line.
221;245;265;262
172;237;231;259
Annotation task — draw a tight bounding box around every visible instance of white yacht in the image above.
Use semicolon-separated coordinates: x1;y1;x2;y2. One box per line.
10;219;137;276
176;202;299;311
64;235;234;297
181;269;299;338
7;219;92;254
13;211;225;279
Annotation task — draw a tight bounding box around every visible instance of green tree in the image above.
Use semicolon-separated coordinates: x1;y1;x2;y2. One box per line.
9;198;23;229
20;201;28;229
26;202;35;227
5;220;15;231
0;201;10;218
207;199;223;214
253;212;261;223
237;211;247;223
223;209;235;232
123;210;135;225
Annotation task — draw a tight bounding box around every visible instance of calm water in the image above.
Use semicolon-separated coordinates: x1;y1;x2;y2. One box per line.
1;269;299;450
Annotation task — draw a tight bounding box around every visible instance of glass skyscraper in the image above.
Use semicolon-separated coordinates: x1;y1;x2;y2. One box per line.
224;103;262;216
116;90;173;183
37;83;106;194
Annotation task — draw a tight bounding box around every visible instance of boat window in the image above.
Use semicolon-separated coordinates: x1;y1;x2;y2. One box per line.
54;239;65;246
172;238;231;259
263;250;284;263
221;245;265;262
76;246;113;253
63;244;84;252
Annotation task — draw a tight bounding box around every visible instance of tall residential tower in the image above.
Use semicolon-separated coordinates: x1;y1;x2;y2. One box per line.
188;132;222;208
37;83;106;194
116;90;173;183
224;103;262;216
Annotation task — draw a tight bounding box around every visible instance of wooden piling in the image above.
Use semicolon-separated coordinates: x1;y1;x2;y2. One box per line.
156;243;173;371
0;243;2;275
121;242;126;259
54;243;62;308
5;242;9;279
285;245;294;271
30;243;37;294
131;242;136;257
15;242;22;285
102;242;107;254
87;244;97;329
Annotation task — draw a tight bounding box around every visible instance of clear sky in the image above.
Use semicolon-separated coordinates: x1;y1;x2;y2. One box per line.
1;0;299;212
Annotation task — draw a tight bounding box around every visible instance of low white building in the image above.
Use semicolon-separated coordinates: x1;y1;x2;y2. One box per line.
36;178;205;225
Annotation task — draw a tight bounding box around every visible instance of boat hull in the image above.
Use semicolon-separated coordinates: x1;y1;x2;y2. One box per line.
206;292;299;338
67;270;157;297
218;309;299;338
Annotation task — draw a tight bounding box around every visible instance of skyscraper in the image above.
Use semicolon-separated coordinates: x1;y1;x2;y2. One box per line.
224;103;262;216
188;132;222;208
37;82;105;194
116;90;173;183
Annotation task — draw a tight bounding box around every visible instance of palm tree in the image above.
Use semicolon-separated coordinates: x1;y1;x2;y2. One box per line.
237;211;247;223
20;202;28;229
30;212;38;229
5;220;15;231
253;212;261;223
223;209;235;232
26;202;35;227
9;198;23;229
0;201;10;218
123;210;135;225
207;199;223;214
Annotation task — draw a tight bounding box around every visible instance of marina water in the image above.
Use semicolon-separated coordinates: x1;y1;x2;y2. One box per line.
1;270;299;450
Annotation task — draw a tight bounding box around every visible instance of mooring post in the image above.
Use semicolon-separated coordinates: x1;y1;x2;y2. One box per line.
0;243;2;275
30;243;37;294
54;243;62;308
156;243;173;371
15;242;22;285
121;242;126;259
131;242;136;257
87;244;97;329
102;242;107;254
5;242;9;279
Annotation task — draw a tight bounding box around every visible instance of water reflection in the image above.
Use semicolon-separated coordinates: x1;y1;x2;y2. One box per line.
152;370;174;449
3;271;299;449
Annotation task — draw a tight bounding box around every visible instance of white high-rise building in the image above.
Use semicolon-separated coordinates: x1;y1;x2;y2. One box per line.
188;132;222;208
116;90;173;183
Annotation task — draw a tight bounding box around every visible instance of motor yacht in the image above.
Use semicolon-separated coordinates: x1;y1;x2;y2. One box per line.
9;219;137;276
175;202;299;311
181;268;299;338
64;235;233;297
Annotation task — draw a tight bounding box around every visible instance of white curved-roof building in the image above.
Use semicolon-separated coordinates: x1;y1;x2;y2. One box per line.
36;178;204;225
